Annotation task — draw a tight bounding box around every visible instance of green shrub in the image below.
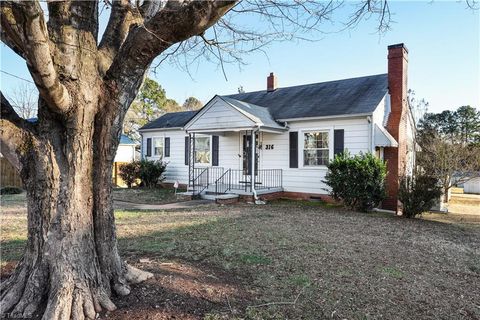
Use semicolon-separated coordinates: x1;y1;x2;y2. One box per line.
323;152;387;212
118;162;140;188
0;186;23;195
398;174;442;218
139;160;167;188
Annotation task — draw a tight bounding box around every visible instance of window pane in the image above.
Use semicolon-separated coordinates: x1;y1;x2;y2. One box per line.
303;149;329;166
304;132;328;149
195;137;210;163
153;138;163;157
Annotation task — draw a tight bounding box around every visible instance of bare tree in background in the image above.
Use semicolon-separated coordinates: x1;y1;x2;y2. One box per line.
182;96;203;111
0;1;421;319
6;83;38;119
408;89;429;124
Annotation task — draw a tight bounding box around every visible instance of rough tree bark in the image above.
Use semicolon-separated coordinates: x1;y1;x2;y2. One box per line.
0;1;236;319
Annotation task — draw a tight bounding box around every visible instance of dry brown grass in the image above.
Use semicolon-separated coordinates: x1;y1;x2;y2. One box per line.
113;187;185;205
1;196;479;320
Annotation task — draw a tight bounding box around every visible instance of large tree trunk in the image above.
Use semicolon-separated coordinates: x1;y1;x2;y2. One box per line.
0;97;151;320
0;2;237;319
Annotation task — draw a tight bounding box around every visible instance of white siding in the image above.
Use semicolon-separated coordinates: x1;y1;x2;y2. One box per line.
187;99;254;130
464;178;480;194
142;130;190;184
261;117;370;194
114;145;135;163
141;116;372;194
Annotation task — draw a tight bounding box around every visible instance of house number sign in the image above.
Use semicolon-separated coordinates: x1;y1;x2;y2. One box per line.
265;144;274;150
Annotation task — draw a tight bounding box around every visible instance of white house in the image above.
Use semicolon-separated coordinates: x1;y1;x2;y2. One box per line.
139;43;415;213
112;134;138;187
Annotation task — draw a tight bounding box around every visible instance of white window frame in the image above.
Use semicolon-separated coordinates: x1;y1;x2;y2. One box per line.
194;135;212;166
150;136;164;159
300;128;333;169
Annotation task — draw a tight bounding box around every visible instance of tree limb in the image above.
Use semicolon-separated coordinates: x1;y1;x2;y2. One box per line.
98;0;143;75
4;1;72;114
0;2;27;59
105;0;237;113
47;1;99;40
0;92;35;171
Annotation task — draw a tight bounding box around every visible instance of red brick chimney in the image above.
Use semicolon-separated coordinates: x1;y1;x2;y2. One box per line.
267;72;277;92
383;43;409;214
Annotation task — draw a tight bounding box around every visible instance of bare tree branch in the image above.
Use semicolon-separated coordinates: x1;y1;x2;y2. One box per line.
106;1;237;112
3;1;72;114
0;1;27;59
98;0;143;75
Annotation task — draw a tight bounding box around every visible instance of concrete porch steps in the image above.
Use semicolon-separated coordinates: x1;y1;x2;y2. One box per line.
200;192;239;201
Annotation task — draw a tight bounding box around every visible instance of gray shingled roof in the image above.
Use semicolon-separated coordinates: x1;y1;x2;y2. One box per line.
225;74;388;119
140;111;196;130
221;96;284;129
140;74;388;130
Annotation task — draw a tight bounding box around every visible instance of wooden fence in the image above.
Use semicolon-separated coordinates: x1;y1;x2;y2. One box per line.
1;158;131;189
0;157;22;188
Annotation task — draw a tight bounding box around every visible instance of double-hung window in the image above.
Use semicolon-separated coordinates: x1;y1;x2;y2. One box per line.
153;137;164;158
195;136;211;164
303;131;329;166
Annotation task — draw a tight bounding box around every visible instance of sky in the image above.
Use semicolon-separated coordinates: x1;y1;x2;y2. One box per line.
0;1;478;114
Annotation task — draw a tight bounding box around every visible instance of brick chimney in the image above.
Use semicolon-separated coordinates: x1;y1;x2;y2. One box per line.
267;72;277;92
383;43;409;214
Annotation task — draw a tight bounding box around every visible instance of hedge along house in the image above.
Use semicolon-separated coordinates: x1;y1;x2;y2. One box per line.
139;44;415;213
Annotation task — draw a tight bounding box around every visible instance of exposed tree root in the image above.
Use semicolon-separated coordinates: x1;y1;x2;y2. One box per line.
0;262;153;320
125;264;154;284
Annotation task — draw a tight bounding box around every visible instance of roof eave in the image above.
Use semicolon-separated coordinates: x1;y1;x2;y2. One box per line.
139;126;184;132
277;112;373;122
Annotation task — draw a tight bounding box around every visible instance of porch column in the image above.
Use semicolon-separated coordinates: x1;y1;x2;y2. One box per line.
250;130;256;193
188;132;196;188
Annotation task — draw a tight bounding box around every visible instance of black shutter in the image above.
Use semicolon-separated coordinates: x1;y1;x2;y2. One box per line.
289;131;298;168
146;138;152;157
184;136;189;165
164;137;170;157
334;129;344;156
212;135;219;166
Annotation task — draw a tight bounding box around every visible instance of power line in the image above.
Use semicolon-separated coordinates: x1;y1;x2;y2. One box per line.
0;70;34;84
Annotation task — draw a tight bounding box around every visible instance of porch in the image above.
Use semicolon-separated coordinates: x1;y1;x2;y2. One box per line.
183;95;287;198
190;167;283;198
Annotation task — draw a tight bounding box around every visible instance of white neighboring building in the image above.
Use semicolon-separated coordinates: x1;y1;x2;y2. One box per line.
139;44;415;213
464;177;480;194
114;135;137;163
112;134;137;187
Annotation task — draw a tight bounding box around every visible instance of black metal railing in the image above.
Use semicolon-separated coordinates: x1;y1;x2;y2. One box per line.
191;167;208;196
191;167;224;196
215;169;283;194
255;169;283;190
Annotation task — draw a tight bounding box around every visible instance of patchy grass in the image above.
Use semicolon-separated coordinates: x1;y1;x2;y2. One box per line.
112;187;185;205
380;266;404;279
1;200;479;320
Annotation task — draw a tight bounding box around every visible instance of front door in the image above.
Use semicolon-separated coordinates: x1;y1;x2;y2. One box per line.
242;133;259;175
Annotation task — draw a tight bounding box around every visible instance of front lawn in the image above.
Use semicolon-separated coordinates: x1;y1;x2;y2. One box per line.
1;200;479;319
112;187;185;205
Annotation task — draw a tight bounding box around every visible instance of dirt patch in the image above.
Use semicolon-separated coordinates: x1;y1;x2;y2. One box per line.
104;259;251;320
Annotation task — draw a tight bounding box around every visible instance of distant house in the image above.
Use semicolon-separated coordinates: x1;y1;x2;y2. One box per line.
139;43;415;213
112;135;138;187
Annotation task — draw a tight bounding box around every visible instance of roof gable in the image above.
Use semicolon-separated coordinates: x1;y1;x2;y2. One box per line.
184;96;258;131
